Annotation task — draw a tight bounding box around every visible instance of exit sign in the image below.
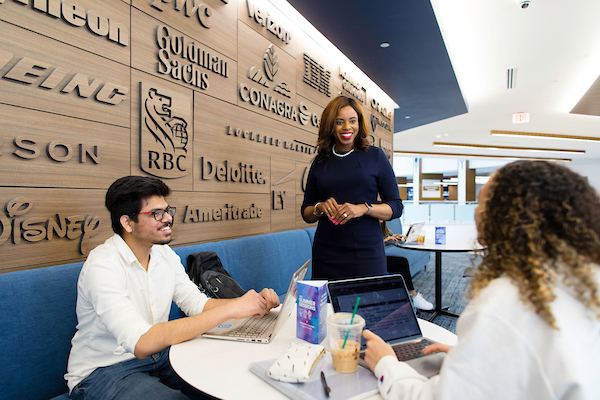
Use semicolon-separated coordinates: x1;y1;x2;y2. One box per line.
513;113;530;123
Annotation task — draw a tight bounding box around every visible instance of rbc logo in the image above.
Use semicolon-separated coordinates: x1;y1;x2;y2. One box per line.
140;83;191;178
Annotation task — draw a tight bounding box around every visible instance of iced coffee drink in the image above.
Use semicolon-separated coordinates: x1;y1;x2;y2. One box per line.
331;339;360;373
326;313;365;374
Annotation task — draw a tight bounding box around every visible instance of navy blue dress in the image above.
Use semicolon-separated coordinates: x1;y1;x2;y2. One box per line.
301;146;403;280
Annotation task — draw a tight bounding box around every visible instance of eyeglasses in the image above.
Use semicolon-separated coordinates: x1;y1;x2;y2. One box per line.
134;206;176;221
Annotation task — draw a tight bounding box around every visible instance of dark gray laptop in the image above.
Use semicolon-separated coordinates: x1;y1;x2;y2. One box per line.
327;274;445;377
202;259;309;343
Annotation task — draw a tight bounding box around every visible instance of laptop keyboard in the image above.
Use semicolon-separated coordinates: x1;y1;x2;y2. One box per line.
229;312;278;338
393;338;437;361
360;338;437;362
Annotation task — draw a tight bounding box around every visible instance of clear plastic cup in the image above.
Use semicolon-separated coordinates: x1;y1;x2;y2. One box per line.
326;312;365;373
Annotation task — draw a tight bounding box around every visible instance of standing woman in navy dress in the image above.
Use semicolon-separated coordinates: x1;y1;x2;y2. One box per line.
301;96;403;280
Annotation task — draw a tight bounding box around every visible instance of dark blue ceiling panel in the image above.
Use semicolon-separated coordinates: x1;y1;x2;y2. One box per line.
286;0;468;131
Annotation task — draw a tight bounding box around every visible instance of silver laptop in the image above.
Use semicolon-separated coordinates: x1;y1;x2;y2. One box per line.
202;259;309;343
401;222;425;244
327;274;446;377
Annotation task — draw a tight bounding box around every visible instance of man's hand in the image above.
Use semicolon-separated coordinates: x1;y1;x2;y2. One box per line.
259;288;280;314
363;329;396;371
230;290;267;319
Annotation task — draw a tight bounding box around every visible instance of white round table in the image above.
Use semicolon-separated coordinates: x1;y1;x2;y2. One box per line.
170;305;457;399
396;223;481;321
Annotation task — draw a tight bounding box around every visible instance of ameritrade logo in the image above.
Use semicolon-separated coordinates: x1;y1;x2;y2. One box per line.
140;83;191;179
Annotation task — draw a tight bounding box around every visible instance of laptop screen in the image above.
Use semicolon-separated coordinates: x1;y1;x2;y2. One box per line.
327;275;423;349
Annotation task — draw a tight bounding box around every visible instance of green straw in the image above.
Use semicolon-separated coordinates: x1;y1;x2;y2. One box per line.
342;297;361;349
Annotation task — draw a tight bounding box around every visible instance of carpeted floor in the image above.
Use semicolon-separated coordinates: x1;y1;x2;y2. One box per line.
411;252;482;334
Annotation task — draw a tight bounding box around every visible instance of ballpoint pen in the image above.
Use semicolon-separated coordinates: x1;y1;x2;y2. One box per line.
321;371;331;397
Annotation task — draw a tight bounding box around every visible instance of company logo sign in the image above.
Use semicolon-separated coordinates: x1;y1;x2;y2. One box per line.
151;0;225;29
371;98;392;119
240;45;320;128
0;197;101;255
1;0;128;46
245;0;292;44
140;83;191;179
302;53;330;97
339;66;366;103
156;25;229;91
0;49;128;106
371;114;392;132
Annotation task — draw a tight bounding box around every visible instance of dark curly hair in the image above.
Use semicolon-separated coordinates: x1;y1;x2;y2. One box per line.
470;161;600;328
316;96;370;160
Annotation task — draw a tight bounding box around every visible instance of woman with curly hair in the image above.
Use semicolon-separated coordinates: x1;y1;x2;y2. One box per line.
363;160;600;399
301;96;403;280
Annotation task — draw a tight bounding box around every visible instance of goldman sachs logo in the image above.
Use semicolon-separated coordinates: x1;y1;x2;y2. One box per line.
139;83;191;179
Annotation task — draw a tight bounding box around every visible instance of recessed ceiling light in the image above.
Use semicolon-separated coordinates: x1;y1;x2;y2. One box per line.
405;116;410;119
380;42;390;48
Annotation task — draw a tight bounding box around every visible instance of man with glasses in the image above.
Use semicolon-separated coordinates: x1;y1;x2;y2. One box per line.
66;176;280;400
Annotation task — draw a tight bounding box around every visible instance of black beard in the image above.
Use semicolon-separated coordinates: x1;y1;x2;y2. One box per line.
155;238;172;245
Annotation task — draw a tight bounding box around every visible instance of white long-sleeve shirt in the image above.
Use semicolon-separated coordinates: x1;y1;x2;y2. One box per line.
374;274;600;400
65;234;209;391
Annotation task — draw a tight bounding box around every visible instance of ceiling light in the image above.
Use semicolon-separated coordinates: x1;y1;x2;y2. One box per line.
405;116;410;119
393;150;571;163
432;142;585;155
380;42;390;48
491;130;600;143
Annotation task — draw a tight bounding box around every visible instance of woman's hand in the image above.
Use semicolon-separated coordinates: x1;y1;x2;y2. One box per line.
316;198;340;220
422;342;453;355
363;329;396;371
332;202;369;225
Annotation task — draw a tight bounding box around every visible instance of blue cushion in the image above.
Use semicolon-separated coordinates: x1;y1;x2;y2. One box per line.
0;262;83;400
386;217;403;235
173;229;313;296
304;226;317;245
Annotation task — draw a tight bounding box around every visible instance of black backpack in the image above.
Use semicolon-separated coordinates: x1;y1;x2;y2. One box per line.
186;251;246;299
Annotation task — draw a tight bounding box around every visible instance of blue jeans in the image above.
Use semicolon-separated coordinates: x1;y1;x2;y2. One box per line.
70;348;213;400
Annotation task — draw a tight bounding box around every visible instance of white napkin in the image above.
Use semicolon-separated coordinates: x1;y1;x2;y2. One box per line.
267;343;326;383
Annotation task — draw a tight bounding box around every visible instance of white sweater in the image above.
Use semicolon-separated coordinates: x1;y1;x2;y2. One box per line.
374;275;600;400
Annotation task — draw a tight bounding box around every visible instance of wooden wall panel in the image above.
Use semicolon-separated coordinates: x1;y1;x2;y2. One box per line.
0;0;130;65
270;156;297;232
0;188;110;273
0;21;130;127
0;104;130;188
295;160;314;229
132;0;238;60
0;1;394;273
130;9;237;104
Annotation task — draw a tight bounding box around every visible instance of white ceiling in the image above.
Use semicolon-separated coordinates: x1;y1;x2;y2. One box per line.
394;0;600;166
